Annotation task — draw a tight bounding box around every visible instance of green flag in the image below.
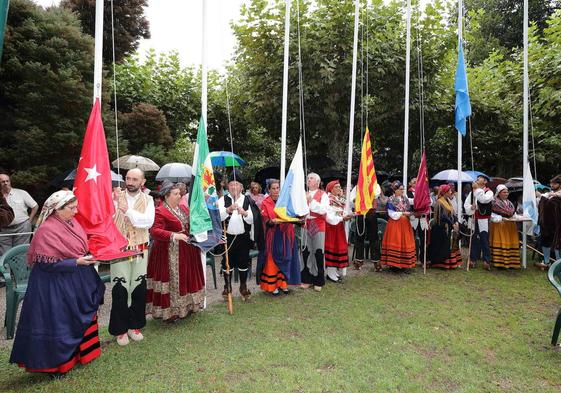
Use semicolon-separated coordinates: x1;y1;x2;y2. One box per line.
190;116;214;238
0;0;9;62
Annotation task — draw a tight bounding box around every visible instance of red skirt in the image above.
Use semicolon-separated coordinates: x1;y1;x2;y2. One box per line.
325;222;349;268
381;216;416;269
259;254;288;292
19;314;100;374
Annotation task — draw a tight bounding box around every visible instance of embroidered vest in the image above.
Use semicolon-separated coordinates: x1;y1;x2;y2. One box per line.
114;191;151;246
307;190;326;232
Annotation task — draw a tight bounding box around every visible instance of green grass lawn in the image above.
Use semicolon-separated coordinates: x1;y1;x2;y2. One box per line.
1;267;561;393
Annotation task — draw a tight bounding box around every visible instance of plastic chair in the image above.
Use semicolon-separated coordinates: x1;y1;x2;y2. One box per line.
0;244;31;339
205;253;217;289
547;259;561;345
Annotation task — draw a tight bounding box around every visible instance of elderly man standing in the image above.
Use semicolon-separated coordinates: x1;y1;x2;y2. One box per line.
0;173;38;255
301;173;330;292
464;175;494;270
111;168;154;346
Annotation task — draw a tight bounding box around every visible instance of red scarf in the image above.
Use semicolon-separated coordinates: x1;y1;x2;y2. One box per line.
27;215;88;265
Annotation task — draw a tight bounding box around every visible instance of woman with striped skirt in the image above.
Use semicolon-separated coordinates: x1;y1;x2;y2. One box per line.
381;182;417;270
490;185;520;269
428;184;462;269
325;180;352;283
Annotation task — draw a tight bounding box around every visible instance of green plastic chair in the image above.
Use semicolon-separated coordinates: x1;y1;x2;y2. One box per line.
547;259;561;345
205;253;217;289
0;244;31;339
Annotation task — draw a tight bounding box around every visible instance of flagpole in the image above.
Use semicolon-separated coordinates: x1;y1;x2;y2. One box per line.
280;0;291;186
456;0;463;218
402;0;411;186
345;0;360;210
522;0;529;268
93;0;104;102
201;0;208;127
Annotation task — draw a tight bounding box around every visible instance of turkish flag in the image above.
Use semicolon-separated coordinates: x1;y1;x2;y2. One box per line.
74;99;134;261
413;151;431;216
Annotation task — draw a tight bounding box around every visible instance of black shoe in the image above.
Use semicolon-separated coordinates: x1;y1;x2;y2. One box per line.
282;289;290;295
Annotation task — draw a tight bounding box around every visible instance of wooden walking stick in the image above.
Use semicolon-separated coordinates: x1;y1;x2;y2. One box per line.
466;218;473;271
223;222;234;315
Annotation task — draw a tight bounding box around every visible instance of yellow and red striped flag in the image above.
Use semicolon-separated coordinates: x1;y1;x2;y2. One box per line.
355;127;378;215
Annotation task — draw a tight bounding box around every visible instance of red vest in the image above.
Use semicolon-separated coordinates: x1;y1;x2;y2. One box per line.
306;189;326;232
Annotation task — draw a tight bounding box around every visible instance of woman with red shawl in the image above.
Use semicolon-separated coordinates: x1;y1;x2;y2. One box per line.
10;191;104;378
257;179;301;295
324;180;352;282
146;182;205;321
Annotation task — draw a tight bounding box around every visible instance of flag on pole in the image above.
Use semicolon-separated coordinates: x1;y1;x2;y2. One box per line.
413;151;431;215
523;161;538;234
454;43;471;136
274;139;310;222
0;0;9;62
355;127;378;215
74;99;134;261
189;116;222;252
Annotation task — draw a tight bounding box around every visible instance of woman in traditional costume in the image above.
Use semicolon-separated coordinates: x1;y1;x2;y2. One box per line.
324;180;352;282
146;182;205;321
10;191;104;377
428;184;462;269
381;182;416;270
257;179;301;295
489;184;520;269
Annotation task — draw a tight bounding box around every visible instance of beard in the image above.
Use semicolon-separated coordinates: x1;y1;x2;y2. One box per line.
126;185;140;193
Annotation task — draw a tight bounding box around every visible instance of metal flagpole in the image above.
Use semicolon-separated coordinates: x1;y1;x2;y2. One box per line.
402;0;411;186
280;0;291;186
345;0;360;211
201;0;208;128
522;0;529;268
93;0;104;102
456;0;463;218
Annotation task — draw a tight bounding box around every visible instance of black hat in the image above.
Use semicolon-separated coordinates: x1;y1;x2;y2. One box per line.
228;169;244;185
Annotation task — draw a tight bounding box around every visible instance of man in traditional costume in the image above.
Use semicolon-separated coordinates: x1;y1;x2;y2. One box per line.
257;179;301;295
464;175;494;270
218;170;254;301
111;168;155;346
325;180;352;282
537;175;561;268
301;173;330;291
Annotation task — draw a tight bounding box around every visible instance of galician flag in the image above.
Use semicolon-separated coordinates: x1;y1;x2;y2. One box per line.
274;139;310;222
355;127;378;215
189;116;222;251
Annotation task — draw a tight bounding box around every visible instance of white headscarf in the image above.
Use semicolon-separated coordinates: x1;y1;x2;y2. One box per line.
495;184;508;197
36;190;76;226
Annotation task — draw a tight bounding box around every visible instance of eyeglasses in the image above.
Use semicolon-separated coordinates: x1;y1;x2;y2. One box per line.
65;205;78;211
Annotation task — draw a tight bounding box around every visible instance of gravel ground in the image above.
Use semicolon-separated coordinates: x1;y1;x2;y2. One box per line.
0;255;374;349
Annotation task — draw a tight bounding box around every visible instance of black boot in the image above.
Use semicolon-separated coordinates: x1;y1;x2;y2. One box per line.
222;271;232;300
108;277;129;336
238;269;251;301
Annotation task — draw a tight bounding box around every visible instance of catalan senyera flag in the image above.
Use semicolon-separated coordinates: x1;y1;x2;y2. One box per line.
355;127;378;215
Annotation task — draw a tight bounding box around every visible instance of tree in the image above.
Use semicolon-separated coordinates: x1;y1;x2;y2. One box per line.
0;0;94;199
119;102;173;154
61;0;150;64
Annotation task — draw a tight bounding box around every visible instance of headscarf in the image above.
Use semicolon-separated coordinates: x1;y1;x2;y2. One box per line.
27;191;88;265
438;184;451;198
326;180;340;194
494;184;508;197
35;190;76;226
159;180;177;197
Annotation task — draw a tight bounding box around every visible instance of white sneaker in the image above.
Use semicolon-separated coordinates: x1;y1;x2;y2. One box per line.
116;333;129;346
313;285;322;292
128;329;144;342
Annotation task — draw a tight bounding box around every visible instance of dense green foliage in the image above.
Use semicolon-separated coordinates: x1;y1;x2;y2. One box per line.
1;0;561;202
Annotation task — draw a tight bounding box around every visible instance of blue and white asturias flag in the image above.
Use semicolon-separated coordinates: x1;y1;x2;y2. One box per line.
454;42;472;136
523;162;539;235
274;139;310;221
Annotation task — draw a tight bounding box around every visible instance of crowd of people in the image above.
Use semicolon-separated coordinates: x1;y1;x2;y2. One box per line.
2;168;561;378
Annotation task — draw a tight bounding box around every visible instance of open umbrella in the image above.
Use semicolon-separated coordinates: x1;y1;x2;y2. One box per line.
464;170;490;181
432;169;474;182
209;151;246;167
64;169;124;187
111;154;160;171
156;163;193;183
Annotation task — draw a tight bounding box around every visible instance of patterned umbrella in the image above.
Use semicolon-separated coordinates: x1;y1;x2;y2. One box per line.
111;155;160;171
209;151;246;167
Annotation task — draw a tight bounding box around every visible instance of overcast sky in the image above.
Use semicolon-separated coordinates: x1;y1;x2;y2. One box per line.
34;0;248;69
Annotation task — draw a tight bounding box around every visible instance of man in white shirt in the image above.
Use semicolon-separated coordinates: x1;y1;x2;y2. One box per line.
0;173;38;255
218;170;254;301
111;168;155;346
464;175;494;270
301;173;330;292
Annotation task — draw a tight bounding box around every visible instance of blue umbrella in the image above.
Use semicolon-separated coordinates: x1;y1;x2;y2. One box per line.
464;170;490;181
209;151;246;167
